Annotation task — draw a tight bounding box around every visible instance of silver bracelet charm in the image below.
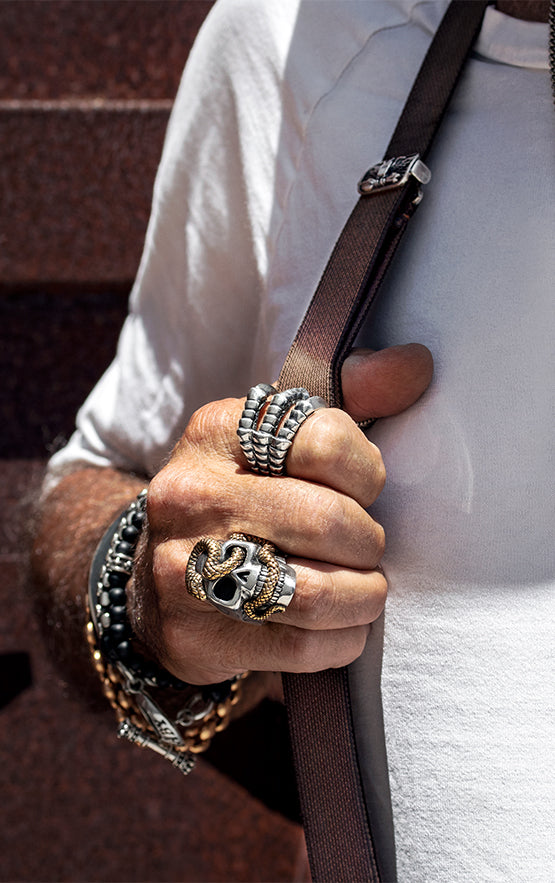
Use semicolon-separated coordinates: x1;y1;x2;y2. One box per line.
86;491;246;775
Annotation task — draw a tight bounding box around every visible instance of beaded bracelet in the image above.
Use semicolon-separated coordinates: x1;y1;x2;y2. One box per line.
87;490;246;774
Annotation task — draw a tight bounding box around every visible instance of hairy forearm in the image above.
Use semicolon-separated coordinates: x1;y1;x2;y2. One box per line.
30;464;281;714
30;466;146;705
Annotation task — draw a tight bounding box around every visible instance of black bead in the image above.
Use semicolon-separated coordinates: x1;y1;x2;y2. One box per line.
131;510;145;528
109;622;128;642
110;605;127;623
122;525;140;544
100;634;114;654
116;641;132;661
108;571;128;588
109;587;126;604
115;541;134;557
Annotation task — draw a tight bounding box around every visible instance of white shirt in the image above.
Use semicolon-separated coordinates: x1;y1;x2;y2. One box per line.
48;3;554;880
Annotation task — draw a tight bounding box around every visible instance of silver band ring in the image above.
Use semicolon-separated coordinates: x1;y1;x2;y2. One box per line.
185;533;296;623
237;383;277;473
237;383;328;476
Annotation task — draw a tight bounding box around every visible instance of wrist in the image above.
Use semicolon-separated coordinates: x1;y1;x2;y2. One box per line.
124;522;164;670
86;489;247;775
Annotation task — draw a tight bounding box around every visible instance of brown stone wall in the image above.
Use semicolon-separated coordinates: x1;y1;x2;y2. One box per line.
0;4;307;881
0;0;215;289
0;0;210;101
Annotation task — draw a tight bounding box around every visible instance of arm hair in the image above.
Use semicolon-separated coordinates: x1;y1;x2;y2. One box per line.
29;466;146;708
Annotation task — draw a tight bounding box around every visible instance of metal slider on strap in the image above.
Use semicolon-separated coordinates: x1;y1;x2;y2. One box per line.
358;154;431;204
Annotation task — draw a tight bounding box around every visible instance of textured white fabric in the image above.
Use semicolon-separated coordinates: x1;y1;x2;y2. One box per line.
48;2;554;880
352;12;555;880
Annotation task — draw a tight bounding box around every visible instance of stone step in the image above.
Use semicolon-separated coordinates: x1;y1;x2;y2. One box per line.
0;100;172;287
0;0;214;288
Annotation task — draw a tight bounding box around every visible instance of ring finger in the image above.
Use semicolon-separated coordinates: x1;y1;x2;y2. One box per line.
159;539;386;631
271;558;387;630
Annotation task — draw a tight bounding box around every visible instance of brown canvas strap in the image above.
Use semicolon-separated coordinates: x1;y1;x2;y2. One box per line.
278;3;488;880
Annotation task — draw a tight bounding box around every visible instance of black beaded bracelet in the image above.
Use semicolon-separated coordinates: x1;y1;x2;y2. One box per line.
88;489;232;700
86;490;246;774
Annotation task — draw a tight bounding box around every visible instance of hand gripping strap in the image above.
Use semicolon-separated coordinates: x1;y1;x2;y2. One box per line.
278;3;488;881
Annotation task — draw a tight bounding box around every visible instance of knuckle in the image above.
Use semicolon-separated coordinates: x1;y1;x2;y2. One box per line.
148;464;203;532
312;489;348;538
375;571;388;607
181;469;225;520
357;519;385;568
304;409;352;471
286;485;345;547
294;573;335;628
185;401;222;443
356;442;386;507
146;468;174;530
348;515;385;570
295;409;387;507
277;622;369;672
184;398;239;452
150;540;174;590
148;453;235;537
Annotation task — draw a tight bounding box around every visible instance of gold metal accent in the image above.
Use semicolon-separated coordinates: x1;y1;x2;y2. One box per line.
85;608;245;764
185;536;243;601
186;532;286;621
239;535;285;621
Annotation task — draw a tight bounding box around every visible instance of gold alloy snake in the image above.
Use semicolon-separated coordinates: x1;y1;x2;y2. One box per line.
186;533;286;622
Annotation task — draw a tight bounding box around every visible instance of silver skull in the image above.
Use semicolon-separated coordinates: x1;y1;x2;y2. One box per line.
199;538;295;623
203;539;265;619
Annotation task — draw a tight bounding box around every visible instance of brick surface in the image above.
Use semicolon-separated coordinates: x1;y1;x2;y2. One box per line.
0;290;128;457
0;0;215;288
0;5;310;877
0;0;213;100
0;103;170;287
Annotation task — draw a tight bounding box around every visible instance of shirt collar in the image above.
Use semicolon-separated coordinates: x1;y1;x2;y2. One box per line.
474;5;549;69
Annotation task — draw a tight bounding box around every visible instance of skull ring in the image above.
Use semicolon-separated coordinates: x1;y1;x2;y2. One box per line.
185;533;296;623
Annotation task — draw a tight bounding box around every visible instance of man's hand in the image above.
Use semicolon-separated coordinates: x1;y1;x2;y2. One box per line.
130;343;433;686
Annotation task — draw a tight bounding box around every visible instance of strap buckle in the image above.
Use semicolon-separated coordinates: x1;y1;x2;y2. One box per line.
358;154;431;200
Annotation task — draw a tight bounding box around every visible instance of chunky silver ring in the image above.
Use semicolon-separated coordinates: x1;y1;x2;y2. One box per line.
185;533;296;623
237;383;328;476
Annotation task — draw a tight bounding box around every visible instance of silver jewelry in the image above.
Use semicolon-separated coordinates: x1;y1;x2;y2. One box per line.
87;491;246;775
186;533;296;623
237;383;327;476
236;383;277;472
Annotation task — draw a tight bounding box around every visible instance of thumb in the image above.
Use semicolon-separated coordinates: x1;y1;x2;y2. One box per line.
341;344;433;423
